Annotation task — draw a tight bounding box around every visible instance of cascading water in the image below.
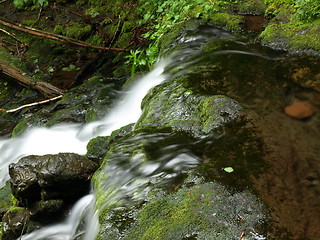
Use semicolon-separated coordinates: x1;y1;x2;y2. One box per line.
0;26;283;240
13;29;213;238
14;58;171;240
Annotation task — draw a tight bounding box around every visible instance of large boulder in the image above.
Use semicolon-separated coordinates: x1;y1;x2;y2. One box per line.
136;79;241;138
9;153;98;205
122;181;267;240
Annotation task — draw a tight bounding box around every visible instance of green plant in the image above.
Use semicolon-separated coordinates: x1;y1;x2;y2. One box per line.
295;0;320;21
125;43;158;76
125;50;148;76
13;0;48;9
137;0;221;41
62;64;80;71
125;0;239;76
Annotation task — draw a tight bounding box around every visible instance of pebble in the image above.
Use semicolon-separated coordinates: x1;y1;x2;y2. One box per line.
284;101;315;119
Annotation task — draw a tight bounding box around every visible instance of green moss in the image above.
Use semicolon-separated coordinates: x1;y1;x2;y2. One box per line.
136;79;241;138
54;22;92;39
123;182;266;240
11;115;44;137
65;23;92;39
0;182;17;218
20;19;36;26
237;0;266;15
209;13;244;31
260;19;320;52
53;24;64;35
0;81;11;106
86;136;110;161
114;32;133;49
0;47;28;73
89;33;105;46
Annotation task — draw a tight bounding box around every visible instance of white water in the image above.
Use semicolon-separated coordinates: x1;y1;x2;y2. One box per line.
0;57;172;240
0;28;241;240
21;194;96;240
0;59;169;188
77;60;168;140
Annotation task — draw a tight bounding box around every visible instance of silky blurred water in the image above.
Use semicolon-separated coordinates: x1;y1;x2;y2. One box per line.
0;25;302;239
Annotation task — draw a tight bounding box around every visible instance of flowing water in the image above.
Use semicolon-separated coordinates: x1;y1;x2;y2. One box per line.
0;25;319;240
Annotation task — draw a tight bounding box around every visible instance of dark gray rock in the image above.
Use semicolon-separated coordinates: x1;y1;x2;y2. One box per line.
9;153;98;206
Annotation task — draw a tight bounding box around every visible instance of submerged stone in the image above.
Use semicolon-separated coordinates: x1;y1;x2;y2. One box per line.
284;101;315;119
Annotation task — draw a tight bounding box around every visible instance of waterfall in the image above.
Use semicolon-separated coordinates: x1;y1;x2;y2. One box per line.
0;57;171;240
0;27;243;240
0;58;170;188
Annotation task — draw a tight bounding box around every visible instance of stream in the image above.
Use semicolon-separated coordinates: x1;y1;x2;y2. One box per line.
0;25;319;240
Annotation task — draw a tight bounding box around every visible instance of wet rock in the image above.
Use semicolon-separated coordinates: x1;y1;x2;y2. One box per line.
1;207;39;240
29;199;64;221
9;153;98;206
123;182;267;240
86;136;110;161
11;76;121;137
86;123;134;162
0;181;17;219
284;101;315;119
136;79;241;138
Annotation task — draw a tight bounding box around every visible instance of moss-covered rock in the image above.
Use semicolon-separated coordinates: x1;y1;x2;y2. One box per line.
136;79;241;138
11;76;122;137
209;13;244;31
260;19;320;52
86;136;110;161
92;127;202;238
0;182;17;219
123;181;267;240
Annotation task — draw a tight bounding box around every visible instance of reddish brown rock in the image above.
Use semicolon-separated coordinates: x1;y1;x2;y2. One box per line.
284;101;315;119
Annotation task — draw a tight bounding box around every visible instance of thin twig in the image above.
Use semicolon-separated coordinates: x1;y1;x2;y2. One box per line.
1;95;63;113
34;3;44;26
239;232;245;240
0;39;13;52
0;28;24;43
109;15;121;47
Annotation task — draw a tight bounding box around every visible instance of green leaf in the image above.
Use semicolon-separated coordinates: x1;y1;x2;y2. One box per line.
223;167;234;173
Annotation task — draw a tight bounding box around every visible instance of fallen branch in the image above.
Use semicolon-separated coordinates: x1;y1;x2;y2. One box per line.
0;28;24;44
0;59;64;97
0;95;62;113
0;18;130;52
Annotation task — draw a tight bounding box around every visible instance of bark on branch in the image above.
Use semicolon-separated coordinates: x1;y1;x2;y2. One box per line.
0;18;130;52
0;59;64;97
